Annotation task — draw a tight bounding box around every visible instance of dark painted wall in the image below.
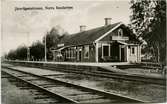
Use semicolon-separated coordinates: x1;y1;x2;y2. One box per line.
61;44;96;62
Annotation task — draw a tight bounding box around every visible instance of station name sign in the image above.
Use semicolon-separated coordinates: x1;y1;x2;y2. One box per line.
57;43;64;47
111;36;129;40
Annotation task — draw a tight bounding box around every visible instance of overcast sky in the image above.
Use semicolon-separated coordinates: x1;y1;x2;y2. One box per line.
1;0;131;55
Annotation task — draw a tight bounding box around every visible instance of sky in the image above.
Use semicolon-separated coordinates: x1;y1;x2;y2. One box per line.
1;0;131;55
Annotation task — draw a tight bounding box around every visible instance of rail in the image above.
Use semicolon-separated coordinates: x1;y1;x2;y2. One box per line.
2;66;145;103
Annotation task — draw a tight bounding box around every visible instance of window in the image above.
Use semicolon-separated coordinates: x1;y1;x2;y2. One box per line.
71;47;75;58
66;49;69;58
131;47;135;55
71;49;73;58
103;46;109;57
84;45;89;58
65;50;68;58
69;49;72;58
66;47;75;59
118;28;123;37
67;49;70;58
132;48;135;54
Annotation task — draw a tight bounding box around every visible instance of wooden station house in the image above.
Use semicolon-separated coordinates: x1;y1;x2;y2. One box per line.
52;18;141;63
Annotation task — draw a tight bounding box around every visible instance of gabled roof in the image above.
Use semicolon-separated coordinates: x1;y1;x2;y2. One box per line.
59;22;121;47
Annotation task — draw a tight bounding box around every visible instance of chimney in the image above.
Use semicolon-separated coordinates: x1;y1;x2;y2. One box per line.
104;18;112;26
80;25;86;32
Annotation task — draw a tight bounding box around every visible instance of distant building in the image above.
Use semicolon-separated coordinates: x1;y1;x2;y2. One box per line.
52;18;141;63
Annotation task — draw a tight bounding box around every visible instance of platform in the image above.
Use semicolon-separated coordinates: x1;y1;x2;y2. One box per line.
4;60;165;79
6;60;131;66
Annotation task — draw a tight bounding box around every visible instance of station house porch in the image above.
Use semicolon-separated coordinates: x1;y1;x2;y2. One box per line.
97;41;141;62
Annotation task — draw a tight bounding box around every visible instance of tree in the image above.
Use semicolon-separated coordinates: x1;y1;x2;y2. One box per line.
30;41;44;61
42;26;68;60
15;45;27;60
130;0;166;64
6;26;68;61
7;50;17;60
7;45;27;60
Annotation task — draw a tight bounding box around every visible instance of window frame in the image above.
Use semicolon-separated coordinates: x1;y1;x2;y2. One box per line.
118;28;123;37
68;48;70;58
102;43;110;58
71;47;75;59
66;49;69;58
130;47;135;55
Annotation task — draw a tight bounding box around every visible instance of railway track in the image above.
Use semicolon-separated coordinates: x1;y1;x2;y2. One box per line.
36;65;166;85
2;67;144;103
2;71;77;104
2;72;72;104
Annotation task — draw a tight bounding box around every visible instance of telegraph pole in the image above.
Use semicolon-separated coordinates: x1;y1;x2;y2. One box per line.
44;34;47;62
27;32;30;61
27;47;30;61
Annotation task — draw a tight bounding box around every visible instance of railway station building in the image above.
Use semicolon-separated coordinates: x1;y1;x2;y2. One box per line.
52;18;142;63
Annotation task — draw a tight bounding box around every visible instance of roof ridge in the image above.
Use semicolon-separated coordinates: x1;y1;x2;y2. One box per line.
69;22;122;36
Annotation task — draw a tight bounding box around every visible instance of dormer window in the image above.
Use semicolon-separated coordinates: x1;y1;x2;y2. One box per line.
118;28;123;37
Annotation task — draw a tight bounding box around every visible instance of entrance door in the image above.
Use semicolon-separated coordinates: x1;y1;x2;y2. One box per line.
103;45;109;57
110;43;119;61
121;48;125;62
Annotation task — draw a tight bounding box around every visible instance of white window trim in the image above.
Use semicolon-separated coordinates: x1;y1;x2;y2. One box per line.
102;43;110;58
84;45;89;59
